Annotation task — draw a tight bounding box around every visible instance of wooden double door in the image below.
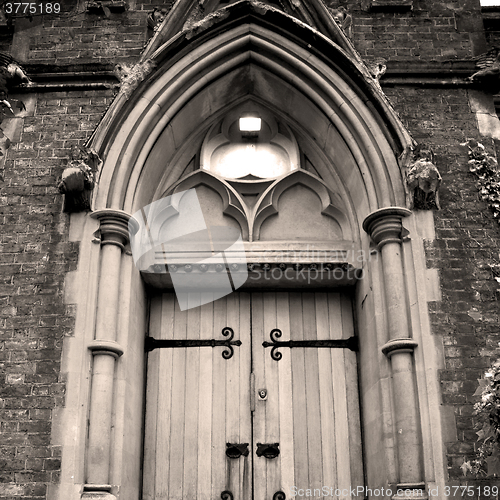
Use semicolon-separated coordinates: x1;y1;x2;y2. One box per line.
143;292;363;500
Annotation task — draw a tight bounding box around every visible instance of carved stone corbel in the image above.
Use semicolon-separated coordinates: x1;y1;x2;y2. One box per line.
406;148;441;210
58;146;101;212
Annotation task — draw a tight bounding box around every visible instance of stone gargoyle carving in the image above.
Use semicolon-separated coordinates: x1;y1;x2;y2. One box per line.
327;5;352;38
407;149;441;210
367;57;387;88
468;47;500;93
147;7;169;34
0;53;29;181
58;146;101;212
114;59;157;100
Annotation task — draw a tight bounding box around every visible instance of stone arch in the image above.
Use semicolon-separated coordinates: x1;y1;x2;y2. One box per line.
90;1;413;231
56;4;448;500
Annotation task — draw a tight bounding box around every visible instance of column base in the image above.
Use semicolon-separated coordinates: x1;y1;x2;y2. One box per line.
81;494;117;500
81;485;116;500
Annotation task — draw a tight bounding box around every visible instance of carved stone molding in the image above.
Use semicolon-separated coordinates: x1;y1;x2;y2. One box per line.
167;168;351;242
114;59;156;100
362;207;411;250
381;338;418;357
364;0;413;11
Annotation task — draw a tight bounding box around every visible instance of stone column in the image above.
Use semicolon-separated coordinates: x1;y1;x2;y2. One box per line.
363;207;426;499
82;210;135;499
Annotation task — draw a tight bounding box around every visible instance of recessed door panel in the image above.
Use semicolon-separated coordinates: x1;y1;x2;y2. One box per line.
143;292;363;500
143;293;252;500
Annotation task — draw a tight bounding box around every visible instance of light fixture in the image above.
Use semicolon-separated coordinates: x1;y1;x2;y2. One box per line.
239;116;261;133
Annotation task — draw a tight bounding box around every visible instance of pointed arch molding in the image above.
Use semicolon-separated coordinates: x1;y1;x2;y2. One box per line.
168;169;351;242
89;0;413;228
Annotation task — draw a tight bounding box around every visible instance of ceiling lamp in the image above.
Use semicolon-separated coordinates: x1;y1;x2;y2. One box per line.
239;116;261;133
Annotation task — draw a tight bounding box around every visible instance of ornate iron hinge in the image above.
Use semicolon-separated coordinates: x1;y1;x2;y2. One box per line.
145;327;241;359
263;328;358;361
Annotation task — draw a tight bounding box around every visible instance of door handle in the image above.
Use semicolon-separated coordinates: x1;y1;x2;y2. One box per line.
256;442;280;459
226;442;249;459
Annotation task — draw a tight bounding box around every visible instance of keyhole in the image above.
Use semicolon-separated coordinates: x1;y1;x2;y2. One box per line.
258;389;267;400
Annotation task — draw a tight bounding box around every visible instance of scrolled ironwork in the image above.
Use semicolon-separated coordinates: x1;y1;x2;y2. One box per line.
221;491;234;500
263;328;359;361
273;492;286;500
145;327;241;360
267;328;283;361
221;327;238;359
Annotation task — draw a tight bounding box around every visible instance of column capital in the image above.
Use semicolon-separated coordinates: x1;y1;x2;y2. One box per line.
381;338;418;357
362;207;411;249
88;340;124;359
91;209;138;251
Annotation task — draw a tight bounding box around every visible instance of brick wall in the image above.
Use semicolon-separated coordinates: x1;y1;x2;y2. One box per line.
348;0;484;60
0;1;498;498
0;89;114;499
29;11;147;65
385;85;500;482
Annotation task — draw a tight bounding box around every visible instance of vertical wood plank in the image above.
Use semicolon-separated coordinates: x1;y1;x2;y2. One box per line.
316;292;337;492
226;292;241;500
155;293;175;499
289;292;309;492
342;294;364;490
183;294;201;499
252;292;267;500
276;292;295;498
263;293;280;499
329;293;351;496
211;296;227;500
143;294;162;500
198;294;214;500
239;293;252;500
302;293;322;490
169;298;187;500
